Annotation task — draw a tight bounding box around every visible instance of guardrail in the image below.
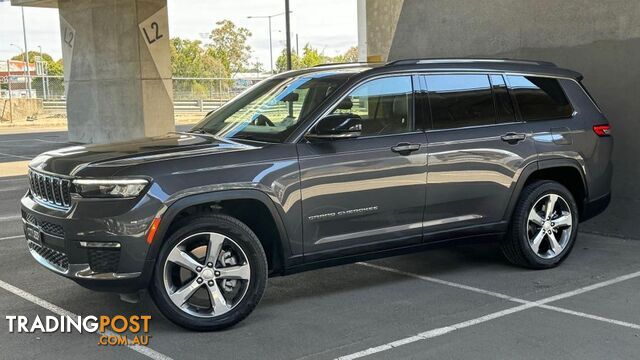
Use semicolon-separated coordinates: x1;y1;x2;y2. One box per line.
43;99;229;113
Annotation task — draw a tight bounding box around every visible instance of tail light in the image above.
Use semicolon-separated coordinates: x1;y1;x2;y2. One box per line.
593;124;611;137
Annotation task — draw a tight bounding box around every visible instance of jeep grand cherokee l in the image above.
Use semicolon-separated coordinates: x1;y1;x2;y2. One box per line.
21;59;612;330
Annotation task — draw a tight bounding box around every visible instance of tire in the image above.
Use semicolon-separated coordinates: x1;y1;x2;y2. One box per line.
150;214;268;331
501;180;579;269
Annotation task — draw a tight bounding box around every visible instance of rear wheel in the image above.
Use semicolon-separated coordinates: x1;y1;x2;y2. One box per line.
501;180;579;269
150;214;267;331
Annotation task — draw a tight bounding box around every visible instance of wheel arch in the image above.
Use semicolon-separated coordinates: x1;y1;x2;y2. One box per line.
505;159;588;222
146;190;291;276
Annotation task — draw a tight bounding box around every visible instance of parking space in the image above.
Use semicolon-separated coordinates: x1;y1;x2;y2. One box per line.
0;131;73;162
0;131;639;360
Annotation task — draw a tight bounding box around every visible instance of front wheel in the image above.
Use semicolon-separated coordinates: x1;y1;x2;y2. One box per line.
150;214;268;331
501;180;579;269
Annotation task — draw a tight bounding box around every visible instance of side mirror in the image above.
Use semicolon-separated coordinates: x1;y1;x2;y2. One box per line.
306;114;362;140
280;92;299;102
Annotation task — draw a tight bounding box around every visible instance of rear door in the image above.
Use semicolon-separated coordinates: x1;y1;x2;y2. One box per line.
422;73;537;238
297;75;428;259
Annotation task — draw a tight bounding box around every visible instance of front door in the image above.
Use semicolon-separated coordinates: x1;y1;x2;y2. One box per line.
422;73;538;237
297;75;428;259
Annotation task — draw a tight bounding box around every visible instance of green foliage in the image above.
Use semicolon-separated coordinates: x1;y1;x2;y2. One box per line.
207;20;252;75
332;46;359;63
275;45;359;72
170;38;227;78
10;51;63;76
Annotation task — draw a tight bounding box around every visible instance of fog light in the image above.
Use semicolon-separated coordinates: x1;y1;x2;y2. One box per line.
78;241;121;249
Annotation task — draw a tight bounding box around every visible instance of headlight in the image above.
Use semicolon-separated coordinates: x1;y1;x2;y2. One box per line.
72;178;149;198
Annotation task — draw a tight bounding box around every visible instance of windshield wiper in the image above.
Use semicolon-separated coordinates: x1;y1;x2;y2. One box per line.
231;134;274;143
188;128;209;134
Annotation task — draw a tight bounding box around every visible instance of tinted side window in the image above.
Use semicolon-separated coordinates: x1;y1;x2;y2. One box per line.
331;76;413;136
490;75;516;123
507;76;573;121
426;74;495;130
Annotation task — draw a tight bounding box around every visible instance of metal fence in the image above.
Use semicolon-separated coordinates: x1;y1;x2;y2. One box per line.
1;76;261;113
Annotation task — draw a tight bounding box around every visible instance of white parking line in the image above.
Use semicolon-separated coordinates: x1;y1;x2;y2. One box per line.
0;235;23;241
0;152;32;160
0;138;68;144
0;214;21;222
0;184;27;192
0;279;173;360
339;264;640;359
357;262;529;304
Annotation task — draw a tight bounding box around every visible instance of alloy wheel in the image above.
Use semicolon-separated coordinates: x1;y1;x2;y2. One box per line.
163;232;251;318
527;193;573;259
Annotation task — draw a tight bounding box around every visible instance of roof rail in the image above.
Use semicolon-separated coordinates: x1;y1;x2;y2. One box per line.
312;62;369;68
386;58;557;67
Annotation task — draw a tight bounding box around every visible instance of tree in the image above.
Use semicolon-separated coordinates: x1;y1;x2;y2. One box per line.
333;46;359;63
11;51;63;75
170;38;227;78
170;37;229;99
207;20;252;75
275;44;331;72
275;44;359;72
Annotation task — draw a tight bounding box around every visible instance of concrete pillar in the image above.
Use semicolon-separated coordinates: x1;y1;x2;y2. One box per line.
365;0;640;238
364;0;404;62
12;0;174;143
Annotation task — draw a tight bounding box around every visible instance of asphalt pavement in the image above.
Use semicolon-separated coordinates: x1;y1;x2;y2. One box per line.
0;129;639;359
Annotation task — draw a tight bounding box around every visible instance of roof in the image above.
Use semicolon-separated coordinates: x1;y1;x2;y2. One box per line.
276;58;583;81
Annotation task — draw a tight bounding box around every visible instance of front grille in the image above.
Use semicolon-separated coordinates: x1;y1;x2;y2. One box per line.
22;211;64;238
88;248;120;273
28;170;72;209
28;241;69;271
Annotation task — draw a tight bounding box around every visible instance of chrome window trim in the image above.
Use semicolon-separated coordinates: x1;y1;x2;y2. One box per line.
425;121;523;134
295;69;585;143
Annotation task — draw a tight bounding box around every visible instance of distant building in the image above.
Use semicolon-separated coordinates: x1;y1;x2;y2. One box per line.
0;60;36;98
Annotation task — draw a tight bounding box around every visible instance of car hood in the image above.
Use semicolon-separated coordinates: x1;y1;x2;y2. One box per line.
28;132;256;176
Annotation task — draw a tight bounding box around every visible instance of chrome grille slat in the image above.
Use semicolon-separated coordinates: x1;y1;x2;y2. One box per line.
61;180;71;206
51;178;61;205
28;170;72;210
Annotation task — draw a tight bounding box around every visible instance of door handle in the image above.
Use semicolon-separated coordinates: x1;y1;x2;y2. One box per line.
501;133;526;144
391;143;421;155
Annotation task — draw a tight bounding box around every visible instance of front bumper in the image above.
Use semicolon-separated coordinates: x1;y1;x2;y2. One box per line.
20;191;162;292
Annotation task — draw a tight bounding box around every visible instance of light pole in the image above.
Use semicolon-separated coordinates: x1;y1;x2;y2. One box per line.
20;7;32;98
37;45;48;99
285;0;292;71
247;11;291;73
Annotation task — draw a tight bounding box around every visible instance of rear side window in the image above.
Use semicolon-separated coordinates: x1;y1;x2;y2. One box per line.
507;76;573;121
426;74;495;130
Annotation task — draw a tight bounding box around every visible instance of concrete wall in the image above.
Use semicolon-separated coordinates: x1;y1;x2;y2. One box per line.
0;99;43;122
367;0;640;238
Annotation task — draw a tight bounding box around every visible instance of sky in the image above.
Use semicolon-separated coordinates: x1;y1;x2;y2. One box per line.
0;0;358;71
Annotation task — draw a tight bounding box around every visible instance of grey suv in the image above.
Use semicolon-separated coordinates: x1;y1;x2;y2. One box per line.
21;59;612;330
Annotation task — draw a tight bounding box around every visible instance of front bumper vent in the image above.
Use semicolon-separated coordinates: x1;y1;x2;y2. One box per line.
88;248;120;273
22;211;64;238
28;170;72;210
28;241;69;271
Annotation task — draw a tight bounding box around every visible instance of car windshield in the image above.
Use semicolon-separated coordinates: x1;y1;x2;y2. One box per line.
191;71;357;142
